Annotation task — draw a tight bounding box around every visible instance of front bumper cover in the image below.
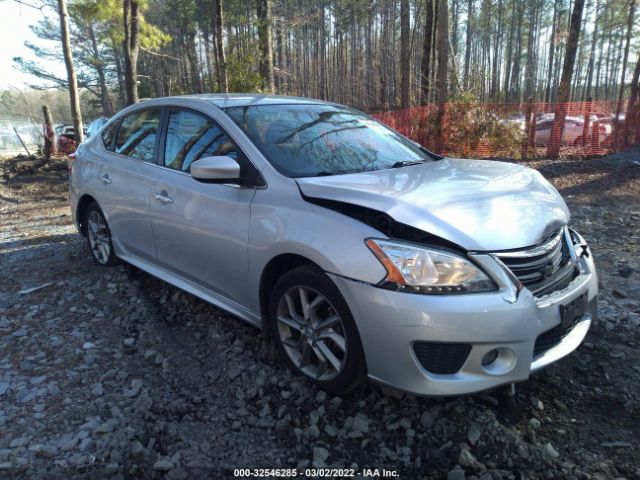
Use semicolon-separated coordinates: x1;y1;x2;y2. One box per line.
329;237;597;396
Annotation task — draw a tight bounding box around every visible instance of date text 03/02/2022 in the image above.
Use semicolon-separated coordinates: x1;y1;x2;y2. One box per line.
233;468;400;478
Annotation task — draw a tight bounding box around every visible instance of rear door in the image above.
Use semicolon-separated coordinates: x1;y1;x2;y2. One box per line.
148;107;259;306
95;108;162;262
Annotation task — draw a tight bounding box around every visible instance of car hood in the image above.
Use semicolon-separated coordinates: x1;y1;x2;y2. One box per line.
296;158;569;251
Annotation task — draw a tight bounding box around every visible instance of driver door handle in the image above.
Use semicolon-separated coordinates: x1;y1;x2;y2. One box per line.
154;191;174;204
98;174;112;184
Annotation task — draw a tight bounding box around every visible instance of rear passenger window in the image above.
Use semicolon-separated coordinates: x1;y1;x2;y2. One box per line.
163;109;238;172
115;110;161;161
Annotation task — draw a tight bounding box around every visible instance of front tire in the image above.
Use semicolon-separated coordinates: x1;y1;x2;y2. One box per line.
269;265;366;395
85;203;118;267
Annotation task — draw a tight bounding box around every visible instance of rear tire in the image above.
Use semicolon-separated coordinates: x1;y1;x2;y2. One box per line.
85;203;118;267
268;265;366;395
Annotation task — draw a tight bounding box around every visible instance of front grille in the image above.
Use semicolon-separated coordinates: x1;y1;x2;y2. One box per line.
413;342;471;374
533;315;583;357
496;229;577;296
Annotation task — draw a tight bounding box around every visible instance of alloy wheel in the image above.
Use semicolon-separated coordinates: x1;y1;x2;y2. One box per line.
276;286;348;381
87;210;111;264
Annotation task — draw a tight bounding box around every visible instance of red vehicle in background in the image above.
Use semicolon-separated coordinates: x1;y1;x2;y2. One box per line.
55;124;87;155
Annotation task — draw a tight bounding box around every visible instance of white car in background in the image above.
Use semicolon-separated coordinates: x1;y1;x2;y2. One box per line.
504;113;612;147
534;115;612;147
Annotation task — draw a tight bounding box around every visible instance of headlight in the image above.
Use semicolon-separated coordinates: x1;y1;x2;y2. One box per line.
366;239;496;294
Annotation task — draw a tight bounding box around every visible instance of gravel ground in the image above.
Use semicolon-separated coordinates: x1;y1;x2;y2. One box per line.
0;151;639;480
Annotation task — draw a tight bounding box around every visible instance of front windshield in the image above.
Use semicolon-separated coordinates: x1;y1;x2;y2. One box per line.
225;104;434;177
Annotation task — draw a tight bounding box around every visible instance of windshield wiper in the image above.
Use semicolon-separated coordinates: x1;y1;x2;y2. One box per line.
391;160;427;168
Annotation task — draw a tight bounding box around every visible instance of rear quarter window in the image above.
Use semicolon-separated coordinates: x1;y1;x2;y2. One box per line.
101;121;119;151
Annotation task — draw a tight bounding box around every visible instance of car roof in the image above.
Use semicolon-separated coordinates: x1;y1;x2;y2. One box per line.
145;93;334;109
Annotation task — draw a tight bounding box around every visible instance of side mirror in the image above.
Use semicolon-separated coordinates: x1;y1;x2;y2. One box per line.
190;156;241;183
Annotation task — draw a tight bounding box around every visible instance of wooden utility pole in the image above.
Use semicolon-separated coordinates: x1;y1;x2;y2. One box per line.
547;0;585;159
57;0;83;145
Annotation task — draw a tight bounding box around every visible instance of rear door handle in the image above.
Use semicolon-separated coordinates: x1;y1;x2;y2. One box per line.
98;174;112;184
154;191;173;204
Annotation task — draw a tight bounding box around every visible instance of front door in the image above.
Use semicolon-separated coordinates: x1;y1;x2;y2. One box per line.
149;108;257;307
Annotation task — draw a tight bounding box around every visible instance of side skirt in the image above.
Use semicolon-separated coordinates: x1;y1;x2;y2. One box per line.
116;251;262;329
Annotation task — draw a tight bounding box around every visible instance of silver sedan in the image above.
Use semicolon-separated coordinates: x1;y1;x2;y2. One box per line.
69;94;597;396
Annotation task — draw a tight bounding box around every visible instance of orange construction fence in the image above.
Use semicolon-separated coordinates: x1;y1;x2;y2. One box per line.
371;100;640;159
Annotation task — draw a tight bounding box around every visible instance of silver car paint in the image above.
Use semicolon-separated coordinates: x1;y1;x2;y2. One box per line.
297;159;569;251
95;149;157;262
70;94;597;396
148;163;256;307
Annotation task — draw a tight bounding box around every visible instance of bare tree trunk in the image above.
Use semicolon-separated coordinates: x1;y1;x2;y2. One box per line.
57;0;83;144
547;0;585;158
623;52;640;146
213;0;228;92
524;3;537;100
88;23;114;116
451;0;459;57
42;105;56;161
544;0;559;104
503;0;516;97
400;0;410;108
113;44;126;108
420;0;436;104
509;2;524;101
435;0;449;152
594;2;606;100
490;0;503;99
584;0;600;100
257;0;275;92
202;23;215;91
364;2;373;108
463;0;472;90
379;2;389;108
614;0;636;145
123;0;140;105
571;0;589;101
318;4;327;100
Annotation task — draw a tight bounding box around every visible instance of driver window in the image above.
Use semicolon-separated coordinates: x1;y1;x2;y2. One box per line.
164;109;238;172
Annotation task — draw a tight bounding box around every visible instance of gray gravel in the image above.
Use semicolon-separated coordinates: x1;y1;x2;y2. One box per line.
1;153;639;479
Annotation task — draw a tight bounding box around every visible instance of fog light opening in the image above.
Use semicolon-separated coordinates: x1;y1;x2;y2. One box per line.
481;349;499;366
481;347;517;375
